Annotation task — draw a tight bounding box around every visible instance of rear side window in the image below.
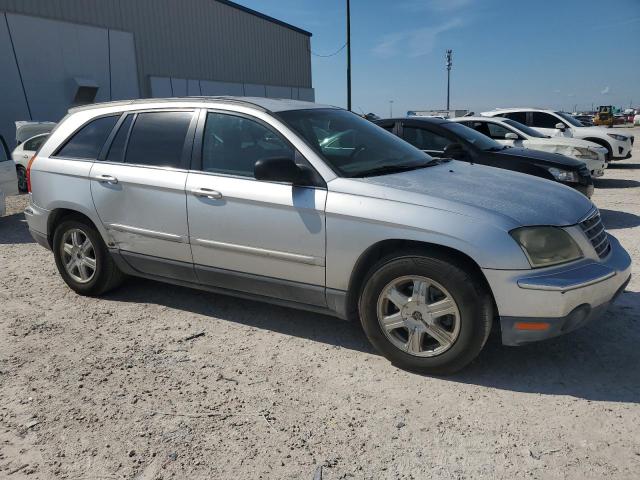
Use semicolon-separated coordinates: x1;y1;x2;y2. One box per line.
57;116;118;159
24;134;48;152
125;111;193;168
531;112;562;129
106;115;133;163
503;111;527;124
402;126;453;153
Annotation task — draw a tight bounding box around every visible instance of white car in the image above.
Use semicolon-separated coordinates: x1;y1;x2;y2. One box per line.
0;135;19;216
453;116;607;177
481;108;634;161
12;133;49;192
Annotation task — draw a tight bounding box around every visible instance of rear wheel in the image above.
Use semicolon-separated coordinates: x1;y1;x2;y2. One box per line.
16;166;27;192
358;252;493;375
53;219;124;295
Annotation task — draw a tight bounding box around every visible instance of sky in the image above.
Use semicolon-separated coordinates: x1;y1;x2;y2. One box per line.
236;0;640;117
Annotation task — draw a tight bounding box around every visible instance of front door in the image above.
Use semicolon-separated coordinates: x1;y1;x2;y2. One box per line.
186;111;327;306
90;110;197;278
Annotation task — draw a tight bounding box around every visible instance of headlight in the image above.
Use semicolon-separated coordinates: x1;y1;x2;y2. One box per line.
572;147;598;160
548;167;579;182
510;227;583;268
607;133;628;141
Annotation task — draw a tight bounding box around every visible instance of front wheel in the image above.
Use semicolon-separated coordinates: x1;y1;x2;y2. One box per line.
359;252;493;375
53;219;125;296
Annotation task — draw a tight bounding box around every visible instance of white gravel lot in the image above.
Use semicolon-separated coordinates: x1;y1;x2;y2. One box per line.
1;127;639;479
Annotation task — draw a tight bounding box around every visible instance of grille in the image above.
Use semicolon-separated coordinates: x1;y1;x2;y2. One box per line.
579;210;610;258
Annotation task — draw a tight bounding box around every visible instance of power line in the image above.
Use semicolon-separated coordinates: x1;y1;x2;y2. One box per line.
309;42;347;57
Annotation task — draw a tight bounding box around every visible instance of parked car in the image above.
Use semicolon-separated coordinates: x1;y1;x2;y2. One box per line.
15;121;56;145
24;98;631;374
375;117;594;197
12;133;49;192
0;135;19;216
481;108;634;161
452;116;607;177
634;114;640;126
573;114;594;127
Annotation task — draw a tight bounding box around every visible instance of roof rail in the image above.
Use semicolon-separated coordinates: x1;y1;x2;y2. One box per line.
67;96;271;114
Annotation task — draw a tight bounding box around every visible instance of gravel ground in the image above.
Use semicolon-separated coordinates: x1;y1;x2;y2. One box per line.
1;128;639;479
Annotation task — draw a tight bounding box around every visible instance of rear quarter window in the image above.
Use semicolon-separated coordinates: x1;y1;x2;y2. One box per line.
56;116;118;159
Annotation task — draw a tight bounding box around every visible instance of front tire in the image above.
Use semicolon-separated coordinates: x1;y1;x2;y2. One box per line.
359;252;493;375
53;219;124;296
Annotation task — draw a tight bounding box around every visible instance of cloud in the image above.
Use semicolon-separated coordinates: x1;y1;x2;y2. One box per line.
372;18;464;58
601;86;610;95
553;89;561;94
401;0;473;12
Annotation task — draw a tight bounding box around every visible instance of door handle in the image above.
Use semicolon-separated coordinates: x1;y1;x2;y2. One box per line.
92;174;118;184
191;187;223;199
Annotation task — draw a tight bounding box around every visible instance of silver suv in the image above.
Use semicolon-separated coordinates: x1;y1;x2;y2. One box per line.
24;98;632;374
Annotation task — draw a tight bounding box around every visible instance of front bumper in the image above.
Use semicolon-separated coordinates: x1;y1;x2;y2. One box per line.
483;235;632;346
572;182;594;198
610;138;633;159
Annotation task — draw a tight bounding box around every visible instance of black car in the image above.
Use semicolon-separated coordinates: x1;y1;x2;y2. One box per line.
375;117;593;197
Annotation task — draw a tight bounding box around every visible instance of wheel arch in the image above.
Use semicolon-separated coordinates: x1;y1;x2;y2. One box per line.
583;137;613;160
345;239;497;321
47;208;101;249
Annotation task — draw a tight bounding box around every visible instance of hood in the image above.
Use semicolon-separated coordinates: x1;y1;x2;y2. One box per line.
497;147;585;168
331;161;593;228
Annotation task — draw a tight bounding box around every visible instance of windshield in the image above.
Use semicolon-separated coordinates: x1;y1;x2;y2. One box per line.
554;111;584;127
441;122;505;151
502;119;548;138
276;109;432;177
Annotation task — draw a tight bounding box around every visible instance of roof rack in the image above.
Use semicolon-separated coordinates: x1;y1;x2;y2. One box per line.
68;96;271;114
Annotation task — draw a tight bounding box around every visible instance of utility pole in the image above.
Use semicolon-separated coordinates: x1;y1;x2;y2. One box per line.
346;0;352;111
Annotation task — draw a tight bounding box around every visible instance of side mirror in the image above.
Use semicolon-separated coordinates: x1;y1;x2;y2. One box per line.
443;143;466;160
504;132;519;140
555;122;566;130
254;157;304;184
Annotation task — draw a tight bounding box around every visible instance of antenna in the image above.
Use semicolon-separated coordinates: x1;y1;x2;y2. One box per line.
446;49;453;111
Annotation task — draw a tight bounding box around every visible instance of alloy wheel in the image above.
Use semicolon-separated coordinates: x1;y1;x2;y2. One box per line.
376;275;461;357
60;228;97;284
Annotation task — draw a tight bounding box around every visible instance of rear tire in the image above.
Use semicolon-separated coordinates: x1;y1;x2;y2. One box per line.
53;219;125;296
358;251;493;375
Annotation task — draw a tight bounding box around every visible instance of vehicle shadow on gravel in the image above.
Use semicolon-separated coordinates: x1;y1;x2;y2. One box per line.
108;277;640;403
599;209;640;230
607;163;640;169
455;290;640;403
0;212;34;245
105;278;375;354
594;178;640;188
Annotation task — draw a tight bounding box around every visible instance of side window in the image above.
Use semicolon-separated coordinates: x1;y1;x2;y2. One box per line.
503;111;527;123
0;139;8;162
201;112;294;177
24;135;48;152
402;126;452;153
486;123;513;140
465;121;491;137
56;116;118;159
531;112;562;129
125;111;193;168
106;115;133;163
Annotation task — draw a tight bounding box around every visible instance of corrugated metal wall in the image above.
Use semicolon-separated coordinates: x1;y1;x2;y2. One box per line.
0;0;313;96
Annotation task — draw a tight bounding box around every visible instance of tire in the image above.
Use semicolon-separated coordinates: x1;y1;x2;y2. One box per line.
358;251;493;375
16;165;27;193
53;219;125;296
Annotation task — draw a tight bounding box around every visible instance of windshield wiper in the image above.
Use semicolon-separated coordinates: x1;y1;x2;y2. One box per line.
351;160;439;178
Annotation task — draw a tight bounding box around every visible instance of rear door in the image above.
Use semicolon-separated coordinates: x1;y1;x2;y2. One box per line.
89;110;197;278
0;135;19;198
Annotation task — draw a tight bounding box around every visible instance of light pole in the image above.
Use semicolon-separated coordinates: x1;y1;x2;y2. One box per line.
346;0;352;111
389;100;394;117
445;49;453;111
